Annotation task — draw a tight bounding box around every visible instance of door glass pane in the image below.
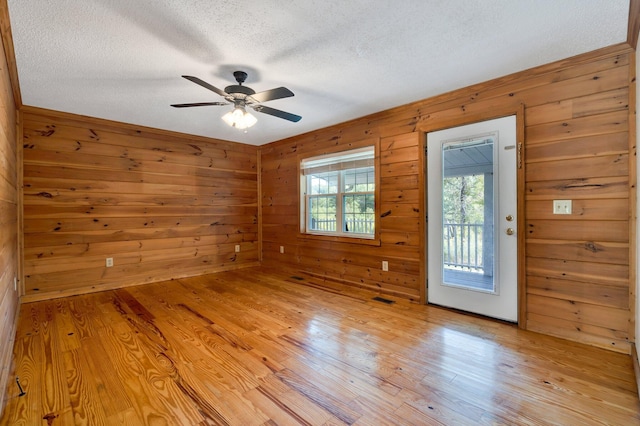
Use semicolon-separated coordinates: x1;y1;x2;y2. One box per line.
441;136;495;292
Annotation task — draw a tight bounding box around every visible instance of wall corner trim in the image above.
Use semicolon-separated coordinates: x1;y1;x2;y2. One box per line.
628;0;640;49
0;0;22;107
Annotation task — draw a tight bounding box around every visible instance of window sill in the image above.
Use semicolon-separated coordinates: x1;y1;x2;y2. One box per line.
297;233;381;246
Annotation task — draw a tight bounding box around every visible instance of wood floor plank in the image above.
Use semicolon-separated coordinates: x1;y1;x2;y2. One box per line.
2;335;42;426
62;349;107;426
78;336;132;418
39;301;73;423
1;267;639;425
259;373;335;425
94;315;206;424
243;386;312;426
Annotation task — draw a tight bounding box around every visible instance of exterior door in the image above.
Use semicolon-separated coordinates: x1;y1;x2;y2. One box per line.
427;115;518;322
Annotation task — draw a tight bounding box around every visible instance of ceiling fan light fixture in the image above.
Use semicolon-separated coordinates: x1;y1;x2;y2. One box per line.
172;73;301;128
222;106;257;130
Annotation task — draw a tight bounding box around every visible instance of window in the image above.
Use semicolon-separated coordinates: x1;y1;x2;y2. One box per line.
301;147;376;238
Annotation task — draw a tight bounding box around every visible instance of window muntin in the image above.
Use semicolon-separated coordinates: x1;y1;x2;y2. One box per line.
301;147;375;238
343;192;375;234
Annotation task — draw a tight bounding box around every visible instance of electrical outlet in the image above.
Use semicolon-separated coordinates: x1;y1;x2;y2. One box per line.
553;200;572;215
382;260;389;271
280;246;285;254
106;257;114;267
235;244;240;253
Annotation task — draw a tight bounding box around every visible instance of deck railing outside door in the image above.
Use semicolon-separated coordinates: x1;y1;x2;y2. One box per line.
310;218;375;234
443;223;484;273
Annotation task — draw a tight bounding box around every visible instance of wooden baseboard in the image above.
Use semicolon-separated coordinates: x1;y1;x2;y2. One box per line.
632;343;640;396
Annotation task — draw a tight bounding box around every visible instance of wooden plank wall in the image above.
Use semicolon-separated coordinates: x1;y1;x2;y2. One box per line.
21;107;259;302
0;25;18;415
261;133;423;301
260;43;635;353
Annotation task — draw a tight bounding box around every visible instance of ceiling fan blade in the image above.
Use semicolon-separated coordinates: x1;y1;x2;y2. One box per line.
250;87;294;103
253;105;301;122
171;102;229;108
182;75;228;97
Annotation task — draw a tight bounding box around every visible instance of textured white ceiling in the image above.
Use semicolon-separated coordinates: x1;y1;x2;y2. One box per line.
7;0;630;145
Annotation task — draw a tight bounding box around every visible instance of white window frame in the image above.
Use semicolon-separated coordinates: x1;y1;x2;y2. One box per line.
300;146;376;239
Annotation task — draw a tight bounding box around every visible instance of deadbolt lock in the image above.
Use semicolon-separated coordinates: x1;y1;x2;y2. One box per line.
506;214;513;222
506;228;514;235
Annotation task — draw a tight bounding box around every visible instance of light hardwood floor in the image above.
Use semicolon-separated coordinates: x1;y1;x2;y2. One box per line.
1;267;639;425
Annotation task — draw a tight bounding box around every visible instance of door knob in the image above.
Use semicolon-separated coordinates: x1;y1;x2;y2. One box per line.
506;214;513;221
506;228;514;235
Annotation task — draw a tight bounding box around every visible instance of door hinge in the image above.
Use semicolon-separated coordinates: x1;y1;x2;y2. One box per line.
517;142;522;169
424;145;428;156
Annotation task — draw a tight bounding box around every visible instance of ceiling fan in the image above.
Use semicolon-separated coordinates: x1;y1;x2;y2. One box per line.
171;71;301;129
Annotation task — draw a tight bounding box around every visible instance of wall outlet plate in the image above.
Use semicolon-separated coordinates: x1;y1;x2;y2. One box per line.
280;246;285;254
235;244;240;253
553;200;572;215
382;260;389;271
106;257;114;267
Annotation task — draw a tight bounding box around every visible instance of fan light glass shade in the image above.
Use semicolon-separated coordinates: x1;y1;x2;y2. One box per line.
222;106;257;129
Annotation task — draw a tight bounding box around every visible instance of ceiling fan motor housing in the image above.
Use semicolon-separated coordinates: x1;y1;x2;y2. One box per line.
225;71;255;96
224;85;255;96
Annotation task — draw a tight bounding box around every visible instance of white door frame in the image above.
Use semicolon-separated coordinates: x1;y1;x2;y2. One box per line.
421;108;525;325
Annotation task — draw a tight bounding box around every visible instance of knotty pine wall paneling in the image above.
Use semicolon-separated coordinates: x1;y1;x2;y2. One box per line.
260;43;635;353
261;132;423;302
636;33;640;379
21;107;259;302
0;25;18;415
